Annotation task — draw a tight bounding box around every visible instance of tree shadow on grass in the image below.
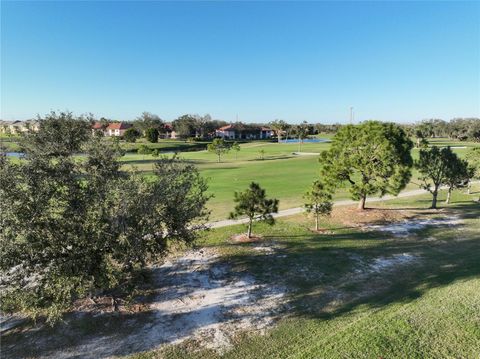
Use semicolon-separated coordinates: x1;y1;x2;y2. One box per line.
2;203;478;358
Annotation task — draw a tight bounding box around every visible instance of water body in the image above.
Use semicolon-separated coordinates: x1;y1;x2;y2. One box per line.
5;152;25;158
282;138;330;143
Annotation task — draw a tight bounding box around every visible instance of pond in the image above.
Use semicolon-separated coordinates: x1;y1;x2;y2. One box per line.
282;138;330;143
5;152;25;158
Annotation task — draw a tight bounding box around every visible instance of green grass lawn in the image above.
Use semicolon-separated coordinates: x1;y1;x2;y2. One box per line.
120;138;478;220
4;136;479;220
2;187;479;358
133;187;480;358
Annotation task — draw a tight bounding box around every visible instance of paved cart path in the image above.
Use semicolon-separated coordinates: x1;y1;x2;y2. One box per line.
207;185;478;229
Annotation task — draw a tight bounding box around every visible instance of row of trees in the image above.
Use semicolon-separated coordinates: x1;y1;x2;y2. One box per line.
0;112;210;322
405;118;480;144
316;121;478;211
232;119;478;238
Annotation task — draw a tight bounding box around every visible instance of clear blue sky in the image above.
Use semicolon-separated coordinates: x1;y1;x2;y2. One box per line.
1;1;479;123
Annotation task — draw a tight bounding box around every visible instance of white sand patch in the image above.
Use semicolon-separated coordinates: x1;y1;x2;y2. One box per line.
369;253;417;272
350;253;418;275
25;249;287;359
367;215;462;237
143;249;287;352
252;245;275;254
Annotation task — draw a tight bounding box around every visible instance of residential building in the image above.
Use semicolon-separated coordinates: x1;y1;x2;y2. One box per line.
105;122;132;137
215;123;274;140
0;120;40;134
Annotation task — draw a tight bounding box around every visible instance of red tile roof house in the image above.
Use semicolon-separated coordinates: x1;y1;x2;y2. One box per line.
215;124;274;140
105;122;132;137
91;121;105;135
162;123;177;139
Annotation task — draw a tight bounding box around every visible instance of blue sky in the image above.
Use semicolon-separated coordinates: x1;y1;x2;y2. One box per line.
1;1;479;123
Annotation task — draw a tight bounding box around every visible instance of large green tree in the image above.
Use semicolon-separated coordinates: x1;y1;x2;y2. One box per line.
416;146;470;208
123;127;141;143
0;112;209;323
133;112;164;133
145;127;159;143
320;121;413;210
229;182;279;238
172;115;198;139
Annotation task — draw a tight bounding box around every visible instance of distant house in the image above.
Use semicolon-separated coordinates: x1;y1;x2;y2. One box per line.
105;122;132;137
91;122;105;135
162;123;177;139
0;120;40;134
215;124;274;140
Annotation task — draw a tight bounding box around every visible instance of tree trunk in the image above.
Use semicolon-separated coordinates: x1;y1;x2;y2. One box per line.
247;219;252;238
218;153;221;163
445;187;452;204
278;132;281;143
431;189;438;209
467;181;471;194
358;194;366;210
315;214;319;231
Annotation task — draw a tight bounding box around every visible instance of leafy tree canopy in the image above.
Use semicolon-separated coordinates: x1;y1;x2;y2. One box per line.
123;127;141;143
416;146;470;208
133;112;164;133
145;127;159;143
229;182;279;238
0;112;209;323
320;121;413;210
304;180;333;231
207;138;230;162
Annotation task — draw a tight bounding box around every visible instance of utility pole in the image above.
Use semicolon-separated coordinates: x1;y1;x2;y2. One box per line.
349;106;354;124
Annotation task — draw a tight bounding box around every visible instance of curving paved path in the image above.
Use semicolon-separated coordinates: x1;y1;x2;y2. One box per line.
207;184;478;229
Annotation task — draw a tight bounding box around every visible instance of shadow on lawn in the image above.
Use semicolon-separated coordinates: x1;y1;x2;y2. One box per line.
265;202;479;320
2;203;478;358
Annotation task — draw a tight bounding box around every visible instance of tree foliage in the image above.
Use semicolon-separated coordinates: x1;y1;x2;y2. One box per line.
304;180;333;231
145;127;159;143
269;120;289;142
416;146;469;208
123;127;141;143
231;142;241;160
207;138;230;162
320;121;413;210
229;182;279;238
0;112;209;323
133;112;164;133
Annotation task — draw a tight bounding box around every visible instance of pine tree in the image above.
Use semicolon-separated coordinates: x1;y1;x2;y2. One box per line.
319;121;413;210
229;182;279;238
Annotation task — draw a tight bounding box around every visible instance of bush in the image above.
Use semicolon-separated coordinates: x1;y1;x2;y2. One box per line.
145;128;159;143
123;128;141;143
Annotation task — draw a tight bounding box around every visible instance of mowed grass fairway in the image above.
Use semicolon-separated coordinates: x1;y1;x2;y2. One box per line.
133;187;480;359
119;138;479;220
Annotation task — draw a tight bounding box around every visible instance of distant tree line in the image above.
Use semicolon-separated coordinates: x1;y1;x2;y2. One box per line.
403;118;480;145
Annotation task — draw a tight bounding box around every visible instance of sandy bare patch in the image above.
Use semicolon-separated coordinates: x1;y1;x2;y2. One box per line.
5;248;287;359
367;215;462;237
230;233;263;243
330;206;412;228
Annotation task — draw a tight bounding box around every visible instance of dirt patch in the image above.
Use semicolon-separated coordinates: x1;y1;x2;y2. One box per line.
3;248;287;358
230;234;263;243
330;206;412;228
